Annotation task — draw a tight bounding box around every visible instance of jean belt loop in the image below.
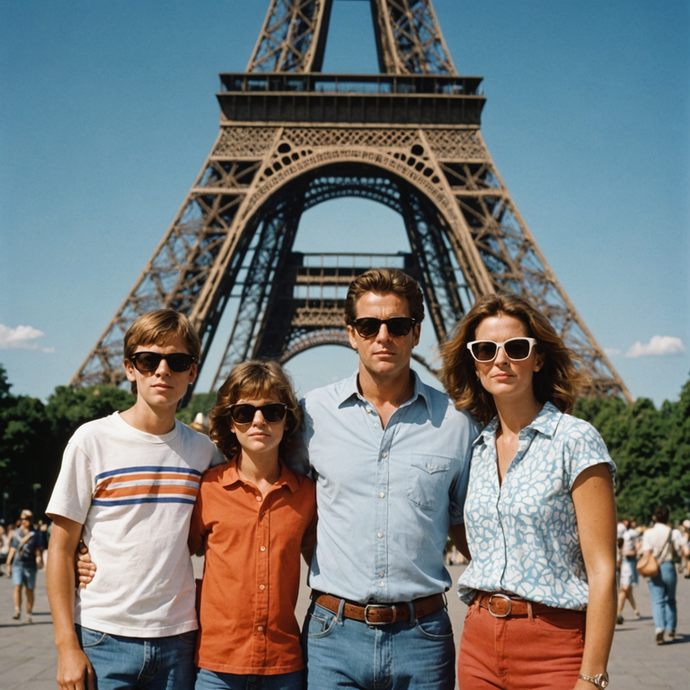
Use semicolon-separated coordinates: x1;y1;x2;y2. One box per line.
407;601;416;626
527;600;533;621
336;597;346;626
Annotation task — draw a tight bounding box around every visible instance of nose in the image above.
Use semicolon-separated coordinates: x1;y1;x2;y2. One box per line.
494;344;509;365
375;323;392;342
252;409;267;425
154;356;172;376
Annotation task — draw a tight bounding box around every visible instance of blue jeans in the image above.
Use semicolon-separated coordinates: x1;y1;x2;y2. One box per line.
76;625;197;690
303;601;455;689
195;668;303;690
647;561;678;633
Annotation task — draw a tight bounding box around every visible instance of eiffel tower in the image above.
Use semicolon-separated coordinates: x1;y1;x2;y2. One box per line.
71;0;632;402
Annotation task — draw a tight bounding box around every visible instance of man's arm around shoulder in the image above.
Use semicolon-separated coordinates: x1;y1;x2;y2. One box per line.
46;515;95;690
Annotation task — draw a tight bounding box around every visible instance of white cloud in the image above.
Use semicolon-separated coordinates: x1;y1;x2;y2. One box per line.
0;324;48;350
604;348;621;356
625;335;686;359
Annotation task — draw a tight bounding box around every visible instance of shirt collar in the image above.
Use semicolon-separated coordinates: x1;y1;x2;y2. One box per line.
221;456;302;493
473;400;562;446
337;369;432;414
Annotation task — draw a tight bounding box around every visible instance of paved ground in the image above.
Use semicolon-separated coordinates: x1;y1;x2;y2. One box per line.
1;561;688;689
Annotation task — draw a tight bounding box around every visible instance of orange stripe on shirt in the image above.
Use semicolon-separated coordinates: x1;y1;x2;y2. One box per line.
94;484;200;499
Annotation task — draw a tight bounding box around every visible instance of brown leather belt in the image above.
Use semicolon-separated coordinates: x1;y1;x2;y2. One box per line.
313;592;446;626
473;591;583;619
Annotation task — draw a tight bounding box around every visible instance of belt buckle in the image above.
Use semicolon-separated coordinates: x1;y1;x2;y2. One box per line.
487;593;512;618
364;604;397;626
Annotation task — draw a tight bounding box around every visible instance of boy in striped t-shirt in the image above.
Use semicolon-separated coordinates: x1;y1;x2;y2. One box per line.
46;310;222;690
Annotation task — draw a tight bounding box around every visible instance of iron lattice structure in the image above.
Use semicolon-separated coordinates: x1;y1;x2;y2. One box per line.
72;0;631;401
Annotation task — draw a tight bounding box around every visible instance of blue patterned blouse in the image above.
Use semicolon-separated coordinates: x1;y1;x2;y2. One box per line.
457;401;615;610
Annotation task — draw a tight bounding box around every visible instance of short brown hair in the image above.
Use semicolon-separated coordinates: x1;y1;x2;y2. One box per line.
344;268;425;325
209;360;301;460
123;309;201;394
441;293;585;425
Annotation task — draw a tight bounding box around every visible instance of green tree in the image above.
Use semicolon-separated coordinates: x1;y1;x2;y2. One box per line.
176;391;218;426
0;365;53;521
574;376;690;523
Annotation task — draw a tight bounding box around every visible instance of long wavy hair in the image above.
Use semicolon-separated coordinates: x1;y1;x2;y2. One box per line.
441;293;586;425
209;360;301;460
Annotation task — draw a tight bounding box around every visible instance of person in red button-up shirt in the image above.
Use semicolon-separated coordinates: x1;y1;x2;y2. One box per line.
189;360;316;690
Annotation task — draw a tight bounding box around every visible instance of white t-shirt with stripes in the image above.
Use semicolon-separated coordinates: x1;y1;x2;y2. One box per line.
47;412;222;637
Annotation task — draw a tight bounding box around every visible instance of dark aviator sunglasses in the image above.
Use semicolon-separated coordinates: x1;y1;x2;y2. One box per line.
229;403;288;425
351;317;417;339
129;352;197;373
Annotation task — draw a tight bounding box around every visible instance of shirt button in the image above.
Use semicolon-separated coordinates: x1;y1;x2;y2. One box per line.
256;495;262;502
379;492;385;498
260;546;266;552
379;572;385;577
377;532;383;539
259;584;265;590
257;626;264;632
382;452;387;458
374;423;380;429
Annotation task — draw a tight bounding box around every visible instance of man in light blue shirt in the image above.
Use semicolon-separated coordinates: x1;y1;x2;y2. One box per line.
295;268;478;690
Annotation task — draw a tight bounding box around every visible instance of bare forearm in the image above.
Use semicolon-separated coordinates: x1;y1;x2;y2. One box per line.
580;569;617;678
46;544;80;649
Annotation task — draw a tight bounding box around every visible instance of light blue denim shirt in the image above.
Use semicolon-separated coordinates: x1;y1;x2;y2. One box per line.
458;401;615;610
292;370;478;604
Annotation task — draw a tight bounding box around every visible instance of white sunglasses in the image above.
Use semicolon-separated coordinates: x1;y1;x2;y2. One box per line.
467;337;538;362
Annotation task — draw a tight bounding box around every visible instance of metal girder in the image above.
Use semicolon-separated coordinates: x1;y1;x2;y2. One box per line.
247;0;332;73
210;198;305;388
371;0;456;74
247;0;455;75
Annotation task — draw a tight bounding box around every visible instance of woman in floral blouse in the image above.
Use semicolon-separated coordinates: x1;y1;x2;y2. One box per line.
442;293;617;690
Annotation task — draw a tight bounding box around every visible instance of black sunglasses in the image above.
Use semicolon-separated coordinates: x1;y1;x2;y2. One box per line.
128;352;197;373
351;317;417;339
229;403;288;425
466;337;538;362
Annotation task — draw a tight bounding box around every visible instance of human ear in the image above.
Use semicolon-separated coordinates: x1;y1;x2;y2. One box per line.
347;325;358;350
534;352;545;372
188;362;198;384
412;324;421;347
123;359;137;383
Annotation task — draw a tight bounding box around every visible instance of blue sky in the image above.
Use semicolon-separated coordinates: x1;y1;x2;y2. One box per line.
1;0;688;405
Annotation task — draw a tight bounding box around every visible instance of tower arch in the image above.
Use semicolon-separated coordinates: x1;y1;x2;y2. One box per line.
71;1;631;402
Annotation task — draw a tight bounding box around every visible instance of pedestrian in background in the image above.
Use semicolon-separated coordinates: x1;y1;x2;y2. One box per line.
640;507;687;645
6;509;42;623
0;523;9;576
679;520;690;579
617;518;641;624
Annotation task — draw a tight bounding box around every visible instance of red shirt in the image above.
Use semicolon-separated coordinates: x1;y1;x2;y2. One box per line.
188;458;316;675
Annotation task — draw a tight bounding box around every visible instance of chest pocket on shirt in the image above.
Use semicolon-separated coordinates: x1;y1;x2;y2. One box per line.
407;455;452;509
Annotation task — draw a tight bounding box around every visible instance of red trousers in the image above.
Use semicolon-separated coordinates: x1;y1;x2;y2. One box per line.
458;599;585;690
